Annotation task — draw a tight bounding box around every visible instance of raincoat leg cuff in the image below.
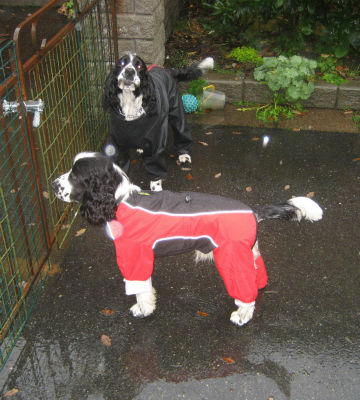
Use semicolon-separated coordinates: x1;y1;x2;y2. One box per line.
124;278;152;295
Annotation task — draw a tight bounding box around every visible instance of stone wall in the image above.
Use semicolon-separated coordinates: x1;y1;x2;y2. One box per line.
115;0;184;65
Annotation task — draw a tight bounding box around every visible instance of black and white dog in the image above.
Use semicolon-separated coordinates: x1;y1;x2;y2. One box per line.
102;53;214;191
52;152;323;326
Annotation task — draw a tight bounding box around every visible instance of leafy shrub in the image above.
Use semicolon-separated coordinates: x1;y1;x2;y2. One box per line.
187;78;208;99
254;55;317;103
228;46;263;66
201;0;262;42
201;0;360;57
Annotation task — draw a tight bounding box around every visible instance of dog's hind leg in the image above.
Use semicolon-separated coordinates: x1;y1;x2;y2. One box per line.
130;287;157;318
230;300;255;326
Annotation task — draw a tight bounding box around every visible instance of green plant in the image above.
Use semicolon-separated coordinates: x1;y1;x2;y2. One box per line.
316;55;337;74
321;72;347;86
201;0;261;42
58;1;74;18
187;78;208;99
353;113;360;131
228;46;263;66
254;55;317;103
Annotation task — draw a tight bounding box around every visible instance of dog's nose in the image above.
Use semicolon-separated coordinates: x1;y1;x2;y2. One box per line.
124;68;135;80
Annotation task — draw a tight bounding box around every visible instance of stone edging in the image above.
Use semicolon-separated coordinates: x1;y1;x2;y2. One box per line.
184;73;360;110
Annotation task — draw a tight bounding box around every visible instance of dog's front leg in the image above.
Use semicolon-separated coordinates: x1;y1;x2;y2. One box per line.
130;287;157;318
230;300;255;326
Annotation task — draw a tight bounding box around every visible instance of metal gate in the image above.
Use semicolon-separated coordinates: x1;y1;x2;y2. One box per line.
0;0;118;370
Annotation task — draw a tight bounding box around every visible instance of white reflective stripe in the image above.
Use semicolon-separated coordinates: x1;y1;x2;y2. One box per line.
123;201;253;218
152;235;218;250
105;222;115;240
124;277;152;295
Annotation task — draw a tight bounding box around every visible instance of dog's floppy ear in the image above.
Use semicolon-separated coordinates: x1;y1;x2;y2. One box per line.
138;68;157;116
102;69;120;113
80;165;121;225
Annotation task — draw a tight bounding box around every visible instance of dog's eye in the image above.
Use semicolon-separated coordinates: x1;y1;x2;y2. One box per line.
136;64;142;70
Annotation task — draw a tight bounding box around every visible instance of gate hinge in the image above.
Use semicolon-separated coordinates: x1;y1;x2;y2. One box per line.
2;99;44;128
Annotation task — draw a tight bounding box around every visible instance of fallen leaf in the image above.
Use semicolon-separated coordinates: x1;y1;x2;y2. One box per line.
284;184;290;190
293;128;301;131
214;172;222;178
75;228;86;237
186;173;193;180
307;192;315;198
245;186;252;192
181;167;192;171
344;110;353;115
101;334;112;346
43;191;49;199
232;131;242;135
101;308;116;316
169;153;175;158
4;388;19;397
48;263;61;276
204;131;213;135
131;159;138;164
198;141;208;146
352;157;360;162
196;311;209;317
222;357;235;364
251;137;260;141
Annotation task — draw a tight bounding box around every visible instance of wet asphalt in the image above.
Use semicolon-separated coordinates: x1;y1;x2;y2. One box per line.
1;123;359;399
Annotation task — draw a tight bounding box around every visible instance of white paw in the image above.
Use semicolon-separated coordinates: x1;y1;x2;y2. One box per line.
178;154;191;164
230;301;255;326
130;302;155;318
130;289;157;318
150;179;162;191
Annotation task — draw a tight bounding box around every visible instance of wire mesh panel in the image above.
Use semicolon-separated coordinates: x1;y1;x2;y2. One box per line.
0;0;118;370
27;0;117;246
0;40;48;369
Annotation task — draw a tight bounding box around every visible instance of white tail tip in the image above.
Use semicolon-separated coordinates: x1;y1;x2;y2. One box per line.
198;57;214;72
288;197;323;222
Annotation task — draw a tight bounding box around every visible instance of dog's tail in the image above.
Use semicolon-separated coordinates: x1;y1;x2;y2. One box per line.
170;57;214;82
255;196;323;223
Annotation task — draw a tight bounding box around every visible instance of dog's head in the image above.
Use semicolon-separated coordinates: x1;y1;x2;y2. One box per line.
51;152;137;225
114;53;147;91
102;53;156;116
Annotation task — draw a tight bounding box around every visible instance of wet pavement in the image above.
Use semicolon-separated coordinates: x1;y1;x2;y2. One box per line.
1;123;360;399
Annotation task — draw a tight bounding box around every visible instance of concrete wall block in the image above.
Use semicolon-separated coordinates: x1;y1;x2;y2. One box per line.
136;25;165;64
116;0;135;13
244;79;272;104
337;82;360;110
303;82;338;108
206;79;244;103
117;39;136;55
135;0;162;14
117;14;156;39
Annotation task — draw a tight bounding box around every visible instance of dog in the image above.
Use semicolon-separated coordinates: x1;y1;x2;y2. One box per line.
51;152;323;326
102;53;214;191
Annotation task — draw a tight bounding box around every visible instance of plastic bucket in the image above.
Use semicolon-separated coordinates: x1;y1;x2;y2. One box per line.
200;85;226;110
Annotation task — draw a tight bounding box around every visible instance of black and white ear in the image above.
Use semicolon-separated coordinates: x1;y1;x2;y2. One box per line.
102;69;120;113
80;165;122;225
